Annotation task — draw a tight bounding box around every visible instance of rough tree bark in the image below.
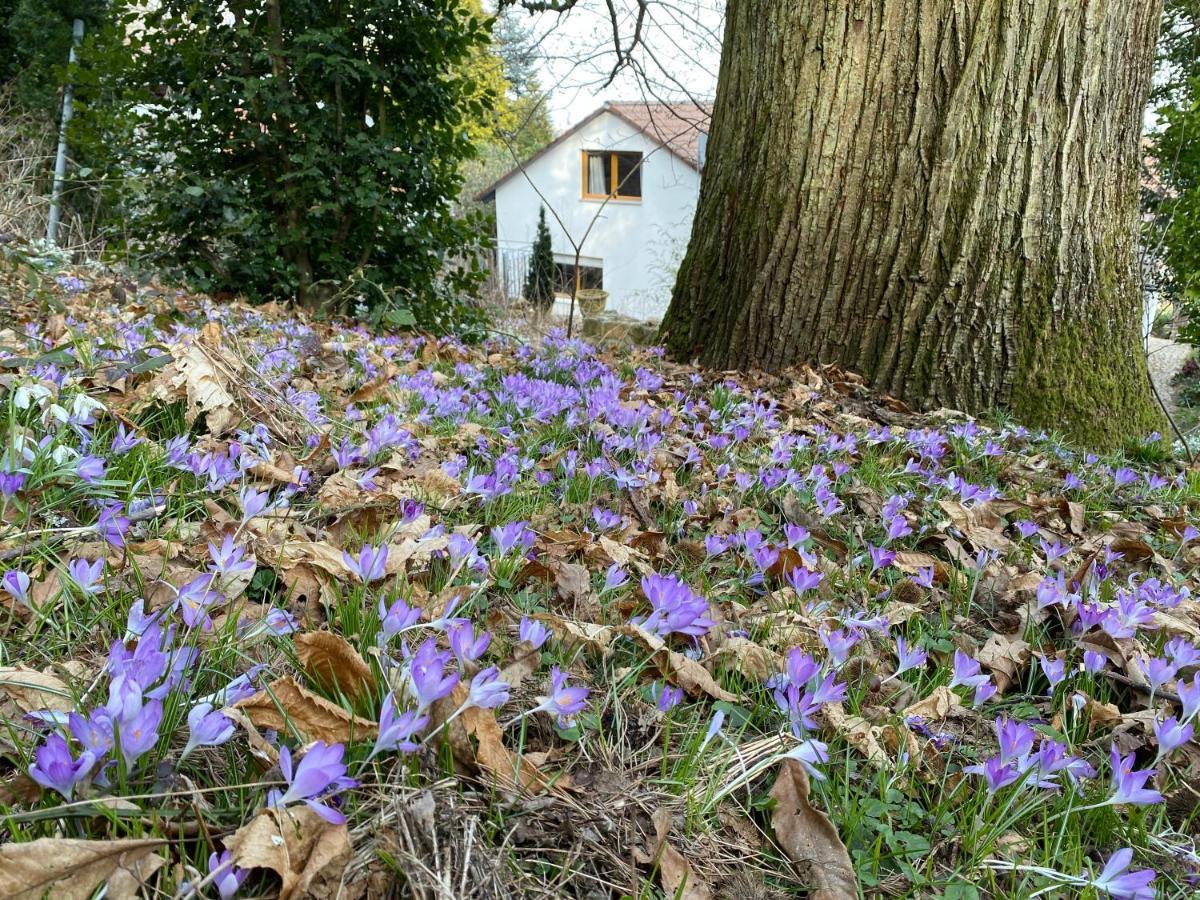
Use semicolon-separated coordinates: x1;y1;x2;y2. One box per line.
663;0;1165;447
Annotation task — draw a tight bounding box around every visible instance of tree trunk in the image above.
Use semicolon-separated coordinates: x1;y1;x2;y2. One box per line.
663;0;1165;447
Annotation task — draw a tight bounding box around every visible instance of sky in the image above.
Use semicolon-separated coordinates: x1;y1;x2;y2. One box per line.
513;0;724;130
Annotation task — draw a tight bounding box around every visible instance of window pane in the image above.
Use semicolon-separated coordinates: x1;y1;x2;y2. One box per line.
615;152;642;197
552;262;603;293
586;152;609;195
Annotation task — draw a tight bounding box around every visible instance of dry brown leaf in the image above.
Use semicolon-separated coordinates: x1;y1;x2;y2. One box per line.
621;624;737;702
770;759;857;900
976;632;1031;693
1078;692;1123;734
659;839;712;899
712;637;779;682
419;467;462;498
149;340;239;436
226;806;351;899
294;632;375;705
902;685;961;722
497;644;541;690
0;665;73;713
823;703;888;767
235;676;378;744
431;684;564;794
531;613;614;652
0;838;166;900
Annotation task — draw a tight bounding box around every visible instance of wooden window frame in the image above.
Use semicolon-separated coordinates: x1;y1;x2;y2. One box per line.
581;150;642;201
553;260;603;296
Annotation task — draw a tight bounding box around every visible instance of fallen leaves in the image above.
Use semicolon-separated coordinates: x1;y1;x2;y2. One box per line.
226;806;351;899
902;685;961;722
431;683;565;794
295;632;376;706
770;758;857;900
0;837;166;900
636;807;713;900
0;665;73;713
976;632;1031;693
149;337;239;436
234;676;378;744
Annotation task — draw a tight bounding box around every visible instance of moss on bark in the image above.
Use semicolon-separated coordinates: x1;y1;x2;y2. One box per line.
663;0;1166;449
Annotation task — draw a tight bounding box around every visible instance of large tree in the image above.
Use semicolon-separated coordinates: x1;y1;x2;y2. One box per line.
662;0;1165;447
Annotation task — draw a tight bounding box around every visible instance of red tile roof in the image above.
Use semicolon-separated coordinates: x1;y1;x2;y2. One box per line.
603;101;712;168
476;101;712;202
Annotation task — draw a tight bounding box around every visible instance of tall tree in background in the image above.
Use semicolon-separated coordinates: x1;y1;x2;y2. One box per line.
664;1;1164;447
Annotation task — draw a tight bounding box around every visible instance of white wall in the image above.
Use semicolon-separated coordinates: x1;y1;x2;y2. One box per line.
493;111;701;321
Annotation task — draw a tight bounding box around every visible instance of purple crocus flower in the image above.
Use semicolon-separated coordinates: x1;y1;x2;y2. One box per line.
651;682;683;712
490;520;535;555
369;694;429;759
518;616;550;650
1106;746;1163;806
637;572;714;639
1137;656;1176;701
867;544;895;573
378;595;421;644
531;666;589;727
238;486;270;521
208;535;255;578
1090;848;1156;899
181;703;235;759
76;455;106;483
1;570;31;606
176;573;223;631
603;564;628;591
1083;650;1108;674
1165;637;1200;670
29;734;94;800
818;628;858;668
69;709;115;759
964;756;1021;794
406;637;460;713
890;636;927;679
118;698;163;768
1038;654;1067;691
466;666;510;710
94;504;130;547
0;469;25;498
1178;675;1200;722
1013;520;1040;539
268;741;356;824
343;543;388;583
912;566;935;589
1153;716;1193;761
66;557;104;594
784;738;829;780
447;620;490;666
208;850;249;900
786;565;823;595
111;423;143;455
699;708;725;750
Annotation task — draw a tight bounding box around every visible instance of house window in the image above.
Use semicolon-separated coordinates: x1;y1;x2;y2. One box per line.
582;151;642;200
554;261;603;295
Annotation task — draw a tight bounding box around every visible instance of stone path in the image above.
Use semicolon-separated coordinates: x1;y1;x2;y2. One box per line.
1146;336;1192;418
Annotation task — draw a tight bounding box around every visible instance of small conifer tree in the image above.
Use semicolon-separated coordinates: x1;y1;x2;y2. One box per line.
524;206;556;312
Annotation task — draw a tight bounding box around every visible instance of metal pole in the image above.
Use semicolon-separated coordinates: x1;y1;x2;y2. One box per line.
46;18;85;245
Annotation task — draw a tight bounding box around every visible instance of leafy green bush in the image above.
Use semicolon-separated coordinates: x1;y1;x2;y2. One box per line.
75;0;494;332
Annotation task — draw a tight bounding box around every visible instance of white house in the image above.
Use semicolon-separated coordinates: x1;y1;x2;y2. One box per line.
478;101;711;322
